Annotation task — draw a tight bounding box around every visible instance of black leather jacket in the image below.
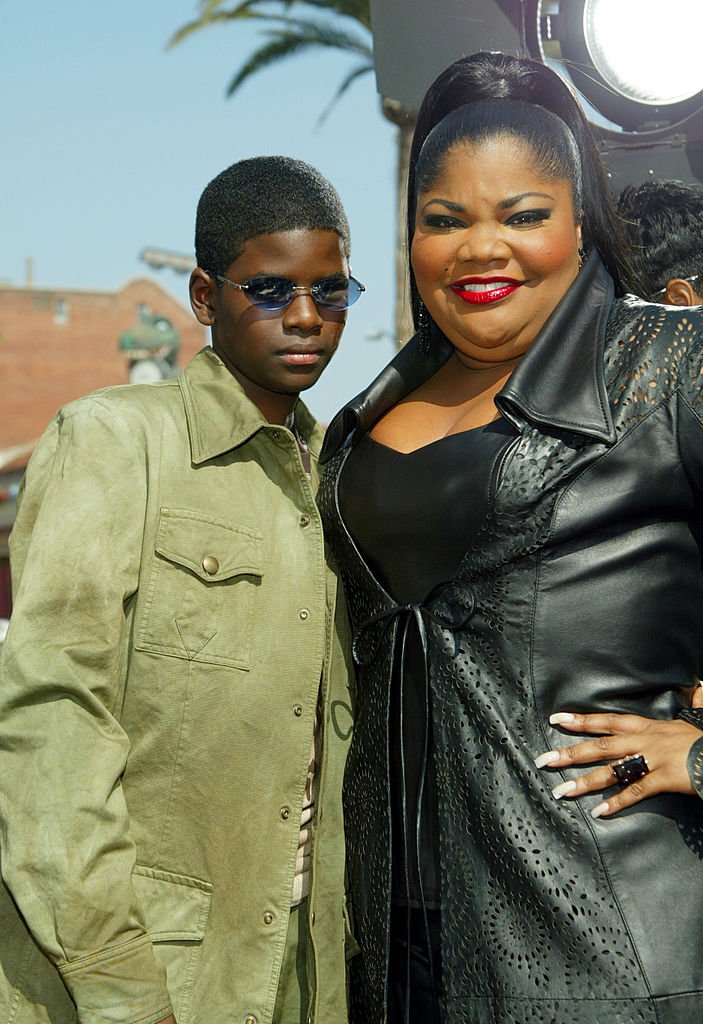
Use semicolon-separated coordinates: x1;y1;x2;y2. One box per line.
319;256;703;1024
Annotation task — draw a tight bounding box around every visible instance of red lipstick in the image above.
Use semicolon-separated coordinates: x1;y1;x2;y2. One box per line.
450;276;523;305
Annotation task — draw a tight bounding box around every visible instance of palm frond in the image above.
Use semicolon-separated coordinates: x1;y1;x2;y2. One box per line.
274;16;372;57
170;0;370;47
315;61;373;124
225;21;371;95
168;9;257;48
170;2;373;117
279;1;371;30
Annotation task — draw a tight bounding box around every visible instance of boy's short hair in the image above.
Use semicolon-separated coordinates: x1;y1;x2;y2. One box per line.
616;179;703;298
195;156;351;275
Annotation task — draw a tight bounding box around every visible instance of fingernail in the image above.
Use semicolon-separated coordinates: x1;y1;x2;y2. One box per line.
591;801;609;819
552;780;577;800
534;750;560;769
550;712;576;725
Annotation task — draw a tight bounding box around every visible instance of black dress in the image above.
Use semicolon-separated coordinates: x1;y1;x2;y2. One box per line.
339;421;515;1023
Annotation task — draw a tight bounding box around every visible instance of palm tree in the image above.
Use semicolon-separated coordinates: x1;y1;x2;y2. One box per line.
169;0;415;344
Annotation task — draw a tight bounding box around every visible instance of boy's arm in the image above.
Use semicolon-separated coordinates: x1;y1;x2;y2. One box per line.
0;402;173;1024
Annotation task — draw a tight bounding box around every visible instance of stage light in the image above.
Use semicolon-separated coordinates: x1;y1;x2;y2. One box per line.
369;0;703;187
583;1;700;106
532;0;703;132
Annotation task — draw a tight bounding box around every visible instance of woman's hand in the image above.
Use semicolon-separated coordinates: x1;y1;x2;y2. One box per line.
534;709;703;818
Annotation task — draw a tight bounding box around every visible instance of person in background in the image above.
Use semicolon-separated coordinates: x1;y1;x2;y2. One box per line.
0;156;361;1024
617;178;703;304
319;51;703;1024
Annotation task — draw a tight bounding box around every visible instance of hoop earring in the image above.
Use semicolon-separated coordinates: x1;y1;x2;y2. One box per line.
418;300;433;354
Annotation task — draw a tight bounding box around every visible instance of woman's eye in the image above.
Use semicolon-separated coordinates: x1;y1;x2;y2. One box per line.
422;213;464;230
507;209;551;227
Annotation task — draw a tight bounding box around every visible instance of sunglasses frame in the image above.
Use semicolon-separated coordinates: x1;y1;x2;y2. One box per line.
209;271;365;311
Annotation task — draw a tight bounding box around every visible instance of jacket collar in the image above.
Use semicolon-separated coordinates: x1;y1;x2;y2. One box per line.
320;329;453;462
321;252;616;463
179;347;322;465
495;251;616;443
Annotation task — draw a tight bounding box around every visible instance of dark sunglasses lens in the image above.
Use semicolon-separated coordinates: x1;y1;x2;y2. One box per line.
245;277;295;309
314;276;364;310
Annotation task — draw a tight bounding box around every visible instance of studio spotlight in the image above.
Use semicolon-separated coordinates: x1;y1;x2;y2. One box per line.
529;0;703;132
369;0;703;187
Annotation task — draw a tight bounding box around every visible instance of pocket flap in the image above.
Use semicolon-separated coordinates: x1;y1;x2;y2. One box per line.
155;509;263;582
133;866;213;943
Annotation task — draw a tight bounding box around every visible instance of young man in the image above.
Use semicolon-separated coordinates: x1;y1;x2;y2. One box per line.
0;157;361;1024
617;178;703;304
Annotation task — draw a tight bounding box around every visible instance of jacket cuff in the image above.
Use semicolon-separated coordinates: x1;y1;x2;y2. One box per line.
677;707;703;731
687;735;703;801
59;934;172;1024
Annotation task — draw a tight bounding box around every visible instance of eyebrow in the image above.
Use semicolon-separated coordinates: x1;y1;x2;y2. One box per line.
422;191;555;214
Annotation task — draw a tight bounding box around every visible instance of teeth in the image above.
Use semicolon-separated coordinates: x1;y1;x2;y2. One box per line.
459;281;512;292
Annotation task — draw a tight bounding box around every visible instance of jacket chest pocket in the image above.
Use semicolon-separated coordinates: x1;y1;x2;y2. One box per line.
136;508;263;669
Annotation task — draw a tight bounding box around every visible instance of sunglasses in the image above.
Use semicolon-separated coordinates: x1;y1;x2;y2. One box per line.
210;271;365;311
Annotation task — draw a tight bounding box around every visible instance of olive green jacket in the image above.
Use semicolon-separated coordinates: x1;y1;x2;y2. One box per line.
0;348;354;1024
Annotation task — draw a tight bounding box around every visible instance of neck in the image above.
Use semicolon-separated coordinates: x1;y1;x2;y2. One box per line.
452;351;523;374
216;347;299;424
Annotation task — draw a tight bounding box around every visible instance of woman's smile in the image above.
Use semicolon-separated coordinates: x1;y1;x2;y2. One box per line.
450;276;523;304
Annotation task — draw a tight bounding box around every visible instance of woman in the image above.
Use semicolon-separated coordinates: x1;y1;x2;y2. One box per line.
319;52;703;1024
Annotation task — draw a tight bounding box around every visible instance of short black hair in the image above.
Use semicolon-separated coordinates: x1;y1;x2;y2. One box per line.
407;51;639;323
195;156;351;275
616;179;703;299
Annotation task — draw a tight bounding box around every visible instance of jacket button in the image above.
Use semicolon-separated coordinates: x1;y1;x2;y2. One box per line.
299;514;311;528
293;705;303;717
298;608;310;621
263;911;274;925
244;1016;257;1024
280;806;290;820
201;555;219;575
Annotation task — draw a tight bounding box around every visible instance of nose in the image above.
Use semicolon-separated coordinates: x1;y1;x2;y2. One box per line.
456;225;511;266
281;290;323;334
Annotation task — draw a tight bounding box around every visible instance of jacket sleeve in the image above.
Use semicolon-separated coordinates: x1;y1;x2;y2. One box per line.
0;400;173;1024
677;325;703;495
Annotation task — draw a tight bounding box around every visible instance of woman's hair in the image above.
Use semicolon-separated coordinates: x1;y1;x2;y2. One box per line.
195;156;350;276
415;100;584;215
407;51;638;323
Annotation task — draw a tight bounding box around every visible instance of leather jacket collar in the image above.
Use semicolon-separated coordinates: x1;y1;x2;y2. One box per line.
321;252;616;463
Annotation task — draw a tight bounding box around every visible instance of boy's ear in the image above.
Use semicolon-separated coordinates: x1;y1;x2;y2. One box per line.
190;268;216;326
663;278;700;307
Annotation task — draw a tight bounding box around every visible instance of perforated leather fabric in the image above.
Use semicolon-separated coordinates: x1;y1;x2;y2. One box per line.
319;258;703;1024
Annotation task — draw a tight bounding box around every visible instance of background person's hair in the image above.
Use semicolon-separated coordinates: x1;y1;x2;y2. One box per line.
195;156;351;276
407;51;639;326
616;179;703;299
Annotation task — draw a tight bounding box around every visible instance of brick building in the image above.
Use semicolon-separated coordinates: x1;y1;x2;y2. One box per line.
0;277;206;617
0;277;205;450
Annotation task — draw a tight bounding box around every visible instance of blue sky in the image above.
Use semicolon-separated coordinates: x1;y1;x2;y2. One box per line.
0;0;399;422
